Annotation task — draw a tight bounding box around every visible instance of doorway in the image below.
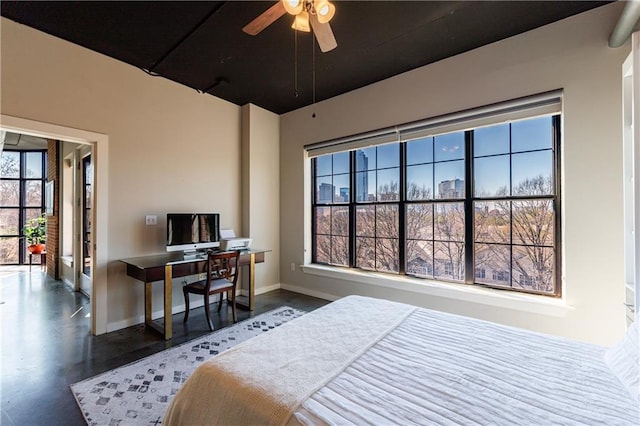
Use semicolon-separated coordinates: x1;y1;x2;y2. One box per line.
1;114;109;336
60;144;93;298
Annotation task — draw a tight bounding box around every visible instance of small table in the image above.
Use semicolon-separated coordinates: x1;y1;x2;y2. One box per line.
29;251;46;271
120;249;269;340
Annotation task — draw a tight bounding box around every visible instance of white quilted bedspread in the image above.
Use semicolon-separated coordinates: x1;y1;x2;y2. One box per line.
163;295;415;425
293;307;639;425
165;295;639;425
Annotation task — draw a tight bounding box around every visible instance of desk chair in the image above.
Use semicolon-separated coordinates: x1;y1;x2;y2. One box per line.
183;250;240;331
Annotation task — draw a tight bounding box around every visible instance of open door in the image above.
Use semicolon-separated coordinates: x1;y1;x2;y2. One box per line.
79;151;93;297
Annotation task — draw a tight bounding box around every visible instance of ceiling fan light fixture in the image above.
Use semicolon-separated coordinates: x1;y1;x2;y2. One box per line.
291;10;311;32
282;0;304;15
314;0;335;24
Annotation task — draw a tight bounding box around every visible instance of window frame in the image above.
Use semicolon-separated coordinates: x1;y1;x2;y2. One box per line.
309;99;561;297
0;149;48;265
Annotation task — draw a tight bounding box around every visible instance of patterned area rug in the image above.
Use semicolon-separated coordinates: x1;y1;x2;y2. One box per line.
71;307;305;425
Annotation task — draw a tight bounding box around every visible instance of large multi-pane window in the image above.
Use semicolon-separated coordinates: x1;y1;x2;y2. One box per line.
311;111;560;296
0;150;48;264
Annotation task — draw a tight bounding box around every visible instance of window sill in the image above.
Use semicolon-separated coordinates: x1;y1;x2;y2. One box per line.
301;264;571;317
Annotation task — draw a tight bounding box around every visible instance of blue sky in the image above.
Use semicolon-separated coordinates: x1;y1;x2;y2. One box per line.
317;116;555;200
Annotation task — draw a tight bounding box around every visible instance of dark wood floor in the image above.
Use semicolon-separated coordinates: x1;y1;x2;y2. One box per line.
0;266;328;425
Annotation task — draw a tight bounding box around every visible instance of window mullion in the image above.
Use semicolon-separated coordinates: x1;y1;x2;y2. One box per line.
349;151;356;268
464;130;474;284
552;115;562;296
311;158;318;263
399;142;406;274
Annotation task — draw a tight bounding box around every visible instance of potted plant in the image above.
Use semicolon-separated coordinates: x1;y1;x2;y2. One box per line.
23;214;46;254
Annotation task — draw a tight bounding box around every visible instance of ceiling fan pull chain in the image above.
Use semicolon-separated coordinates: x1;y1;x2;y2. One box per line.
294;29;299;98
312;31;316;118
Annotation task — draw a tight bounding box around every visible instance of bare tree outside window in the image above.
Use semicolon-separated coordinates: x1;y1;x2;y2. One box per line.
474;175;554;294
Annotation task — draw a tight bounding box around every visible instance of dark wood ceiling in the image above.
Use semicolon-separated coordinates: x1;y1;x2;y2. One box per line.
1;1;611;114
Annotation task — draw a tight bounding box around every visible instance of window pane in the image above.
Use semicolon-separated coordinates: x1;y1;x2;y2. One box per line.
512;116;553;152
512;199;554;246
406;137;433;165
407;164;433;200
25;181;42;206
377;144;399;169
356;237;375;270
406;203;433;240
475;243;510;286
25;208;42;222
315;235;330;263
331;236;349;266
315;207;331;234
376;204;398;238
0;181;20;206
331;206;349;237
434;241;464;281
377;168;399;201
356;205;375;237
376;238;398;272
434;132;464;161
316;177;333;203
0;237;19;264
407;240;433;277
474;155;509;197
356;148;375;171
474;124;509;157
434;203;464;242
474;201;510;244
25;152;43;178
316;155;331;176
512;245;554;294
356;171;375;202
333;152;350;174
0;209;20;235
435;161;464;199
333;174;349;203
512;151;553;195
1;152;20;178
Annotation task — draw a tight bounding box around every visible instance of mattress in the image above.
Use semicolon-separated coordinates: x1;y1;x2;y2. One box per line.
164;295;638;425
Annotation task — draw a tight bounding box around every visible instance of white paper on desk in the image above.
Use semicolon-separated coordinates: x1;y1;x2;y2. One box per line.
220;229;235;239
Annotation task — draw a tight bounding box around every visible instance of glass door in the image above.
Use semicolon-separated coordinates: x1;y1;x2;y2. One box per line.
80;154;92;295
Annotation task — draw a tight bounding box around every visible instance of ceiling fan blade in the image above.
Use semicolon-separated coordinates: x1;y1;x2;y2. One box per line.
242;1;287;36
309;14;337;52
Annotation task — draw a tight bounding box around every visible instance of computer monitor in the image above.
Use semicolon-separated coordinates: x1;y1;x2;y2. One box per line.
166;213;220;253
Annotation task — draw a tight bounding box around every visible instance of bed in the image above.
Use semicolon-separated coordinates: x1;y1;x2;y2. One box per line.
164;295;639;425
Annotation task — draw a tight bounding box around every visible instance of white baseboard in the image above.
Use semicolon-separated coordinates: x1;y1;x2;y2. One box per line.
106;283;326;333
62;277;75;290
237;282;281;298
106;300;205;333
279;283;339;302
256;283;282;295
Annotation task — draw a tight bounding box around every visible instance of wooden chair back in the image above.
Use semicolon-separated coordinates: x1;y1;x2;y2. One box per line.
205;250;240;289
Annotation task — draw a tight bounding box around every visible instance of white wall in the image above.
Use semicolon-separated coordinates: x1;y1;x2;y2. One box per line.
241;104;281;293
0;18;278;332
280;3;629;345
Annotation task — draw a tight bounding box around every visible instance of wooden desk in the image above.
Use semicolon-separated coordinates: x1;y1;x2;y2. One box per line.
120;249;268;340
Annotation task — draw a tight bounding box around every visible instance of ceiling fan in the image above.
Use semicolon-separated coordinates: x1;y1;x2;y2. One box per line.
243;0;337;52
